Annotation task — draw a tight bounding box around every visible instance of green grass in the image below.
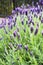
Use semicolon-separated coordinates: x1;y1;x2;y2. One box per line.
0;14;43;65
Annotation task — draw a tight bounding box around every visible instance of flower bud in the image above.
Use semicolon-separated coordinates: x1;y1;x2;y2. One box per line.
34;27;38;35
30;25;34;33
13;30;17;37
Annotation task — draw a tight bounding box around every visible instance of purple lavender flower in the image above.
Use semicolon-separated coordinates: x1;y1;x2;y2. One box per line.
2;19;6;25
8;22;10;25
39;0;43;5
21;21;24;25
40;7;43;11
8;19;12;24
32;21;34;25
19;8;22;14
35;5;40;14
29;17;32;24
34;27;38;35
30;25;34;33
12;10;15;14
36;2;39;7
30;8;34;12
17;44;22;49
24;9;28;15
35;7;38;12
0;19;6;28
8;16;13;19
13;30;17;37
15;7;21;12
0;24;4;28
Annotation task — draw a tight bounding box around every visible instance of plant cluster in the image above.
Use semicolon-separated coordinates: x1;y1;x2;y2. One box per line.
0;3;43;65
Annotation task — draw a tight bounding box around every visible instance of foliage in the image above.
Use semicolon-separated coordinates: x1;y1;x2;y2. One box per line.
0;6;43;65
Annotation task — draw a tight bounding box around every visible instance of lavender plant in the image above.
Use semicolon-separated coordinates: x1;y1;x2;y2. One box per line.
0;3;43;65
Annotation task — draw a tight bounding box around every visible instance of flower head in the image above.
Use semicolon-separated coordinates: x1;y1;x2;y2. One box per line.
13;30;17;37
34;27;38;35
17;44;22;49
30;25;34;33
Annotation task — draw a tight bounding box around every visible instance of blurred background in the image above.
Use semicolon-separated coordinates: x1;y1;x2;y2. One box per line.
0;0;43;17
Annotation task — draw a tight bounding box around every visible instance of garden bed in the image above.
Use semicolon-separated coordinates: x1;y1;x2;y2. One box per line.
0;3;43;65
